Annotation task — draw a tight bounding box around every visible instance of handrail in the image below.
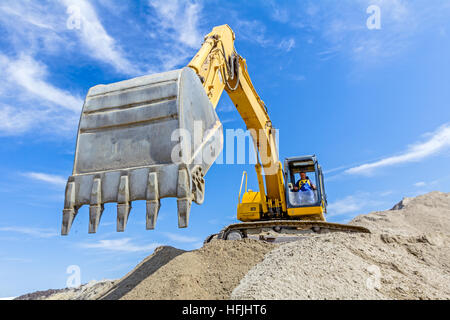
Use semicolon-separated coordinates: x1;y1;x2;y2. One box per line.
238;171;248;203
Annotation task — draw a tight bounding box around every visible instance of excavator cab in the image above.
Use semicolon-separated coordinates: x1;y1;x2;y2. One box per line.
284;155;327;221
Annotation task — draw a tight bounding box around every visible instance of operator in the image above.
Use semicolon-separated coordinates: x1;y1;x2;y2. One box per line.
293;172;317;204
293;172;317;192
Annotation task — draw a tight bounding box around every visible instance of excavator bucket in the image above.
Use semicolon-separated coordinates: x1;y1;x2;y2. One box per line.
62;67;223;235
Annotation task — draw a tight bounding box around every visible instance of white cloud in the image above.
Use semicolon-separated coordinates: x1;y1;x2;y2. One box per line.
412;179;441;190
0;2;55;30
235;19;272;48
278;38;296;52
80;238;161;253
346;123;450;175
0;226;57;238
266;0;290;23
6;54;82;112
365;0;409;22
147;0;204;71
22;172;67;187
319;0;415;62
327;195;364;215
162;232;199;243
0;104;37;135
0;1;65;54
327;192;387;220
217;104;235;113
234;19;297;53
267;0;450;63
0;53;83;135
62;0;138;75
0;0;138;74
149;0;202;48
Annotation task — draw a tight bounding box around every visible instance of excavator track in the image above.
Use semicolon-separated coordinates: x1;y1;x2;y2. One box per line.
205;220;370;243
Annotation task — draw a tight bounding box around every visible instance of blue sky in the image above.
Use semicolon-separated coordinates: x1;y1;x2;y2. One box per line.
0;0;449;297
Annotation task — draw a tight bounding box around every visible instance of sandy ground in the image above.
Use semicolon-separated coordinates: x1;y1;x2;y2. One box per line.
15;280;116;300
100;239;275;300
17;191;450;300
231;191;450;299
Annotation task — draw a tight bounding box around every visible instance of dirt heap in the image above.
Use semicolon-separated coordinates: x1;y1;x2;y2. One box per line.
231;191;450;300
99;239;275;300
351;191;450;238
17;191;450;300
15;280;116;300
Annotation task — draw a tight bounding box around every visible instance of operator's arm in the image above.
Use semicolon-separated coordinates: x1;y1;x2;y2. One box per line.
308;177;317;190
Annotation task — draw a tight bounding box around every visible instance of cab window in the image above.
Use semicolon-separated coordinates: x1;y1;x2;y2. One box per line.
287;168;319;207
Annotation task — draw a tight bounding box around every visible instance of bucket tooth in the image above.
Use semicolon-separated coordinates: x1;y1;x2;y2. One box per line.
62;208;77;236
117;175;131;232
146;172;160;230
89;178;103;233
177;198;191;228
62;181;77;235
177;168;192;228
146;200;160;230
117;203;131;232
89;205;104;233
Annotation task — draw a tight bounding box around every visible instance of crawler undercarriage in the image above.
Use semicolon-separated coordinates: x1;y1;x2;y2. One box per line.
205;220;370;244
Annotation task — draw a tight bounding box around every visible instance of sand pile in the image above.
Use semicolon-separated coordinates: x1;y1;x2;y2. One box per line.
46;280;116;300
17;191;450;300
15;280;116;300
231;191;450;300
351;191;450;238
99;239;275;300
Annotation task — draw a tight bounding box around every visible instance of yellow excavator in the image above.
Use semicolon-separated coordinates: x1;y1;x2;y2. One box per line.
62;25;369;240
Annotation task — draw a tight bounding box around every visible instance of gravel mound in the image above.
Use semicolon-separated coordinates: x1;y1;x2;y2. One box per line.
17;191;449;300
100;239;275;300
15;280;116;300
231;191;450;300
351;191;450;238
